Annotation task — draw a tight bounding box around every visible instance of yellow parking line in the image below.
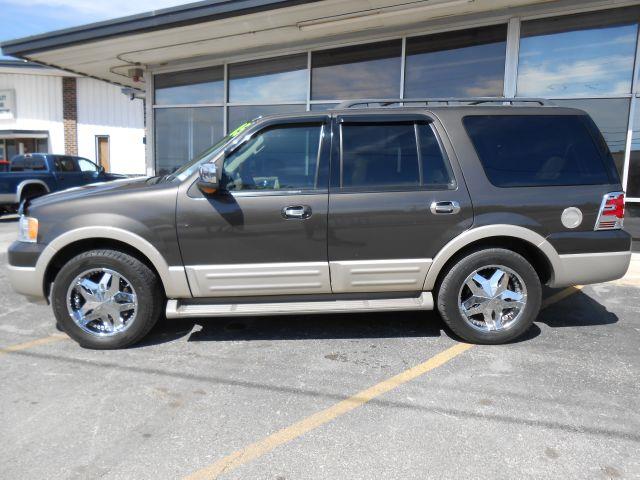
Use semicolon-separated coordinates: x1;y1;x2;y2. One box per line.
0;333;68;357
541;285;584;309
184;342;473;480
184;285;584;479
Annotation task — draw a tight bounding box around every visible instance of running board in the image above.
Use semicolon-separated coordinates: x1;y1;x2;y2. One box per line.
165;292;433;319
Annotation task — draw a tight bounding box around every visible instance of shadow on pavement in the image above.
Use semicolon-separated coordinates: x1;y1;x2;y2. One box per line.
138;310;445;348
537;290;618;328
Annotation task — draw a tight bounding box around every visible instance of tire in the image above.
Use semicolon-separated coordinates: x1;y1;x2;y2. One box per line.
21;186;47;203
51;249;164;349
436;248;541;345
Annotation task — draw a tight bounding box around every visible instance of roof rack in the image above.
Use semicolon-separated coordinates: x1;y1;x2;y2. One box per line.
335;98;553;109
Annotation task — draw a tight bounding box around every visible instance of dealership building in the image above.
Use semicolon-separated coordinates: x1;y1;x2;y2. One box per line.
0;60;144;174
1;0;639;246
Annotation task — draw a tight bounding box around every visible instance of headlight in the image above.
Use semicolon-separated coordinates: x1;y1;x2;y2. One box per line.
18;216;38;243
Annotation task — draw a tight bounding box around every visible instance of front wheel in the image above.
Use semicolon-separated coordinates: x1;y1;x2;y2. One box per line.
52;249;164;349
436;248;542;345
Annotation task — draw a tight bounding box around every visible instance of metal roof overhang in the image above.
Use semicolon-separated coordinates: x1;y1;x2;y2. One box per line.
0;0;620;90
0;130;49;139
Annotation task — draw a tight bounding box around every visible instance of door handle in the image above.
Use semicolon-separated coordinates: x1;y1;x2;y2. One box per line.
282;205;312;219
430;201;461;215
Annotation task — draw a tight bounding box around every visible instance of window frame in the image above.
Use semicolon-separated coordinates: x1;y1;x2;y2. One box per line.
218;116;331;197
334;113;457;193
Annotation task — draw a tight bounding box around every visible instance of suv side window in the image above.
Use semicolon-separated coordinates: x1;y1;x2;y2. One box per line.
340;121;454;189
223;124;322;191
463;115;614;187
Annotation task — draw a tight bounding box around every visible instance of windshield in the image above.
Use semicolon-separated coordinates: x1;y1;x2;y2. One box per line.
164;121;255;183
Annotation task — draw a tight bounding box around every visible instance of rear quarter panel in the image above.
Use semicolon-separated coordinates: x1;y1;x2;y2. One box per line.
432;107;624;242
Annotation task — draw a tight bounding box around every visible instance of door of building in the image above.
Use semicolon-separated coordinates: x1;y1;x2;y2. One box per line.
96;136;110;172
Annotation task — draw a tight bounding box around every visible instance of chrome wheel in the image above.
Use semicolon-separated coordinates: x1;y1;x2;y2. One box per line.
458;265;527;333
66;268;138;337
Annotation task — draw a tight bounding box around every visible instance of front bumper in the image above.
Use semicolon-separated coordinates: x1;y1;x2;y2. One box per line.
7;241;47;299
550;250;632;287
7;264;44;299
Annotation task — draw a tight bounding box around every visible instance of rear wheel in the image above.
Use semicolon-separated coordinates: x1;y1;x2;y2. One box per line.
52;249;163;349
437;248;542;344
20;185;47;203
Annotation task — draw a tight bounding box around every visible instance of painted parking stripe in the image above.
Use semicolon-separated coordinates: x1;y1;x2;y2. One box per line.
183;285;585;479
0;333;67;357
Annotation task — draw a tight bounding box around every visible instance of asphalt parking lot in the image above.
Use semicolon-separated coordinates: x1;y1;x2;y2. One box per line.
1;217;639;480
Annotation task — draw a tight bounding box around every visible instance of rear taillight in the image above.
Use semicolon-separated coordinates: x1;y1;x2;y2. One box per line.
595;192;625;231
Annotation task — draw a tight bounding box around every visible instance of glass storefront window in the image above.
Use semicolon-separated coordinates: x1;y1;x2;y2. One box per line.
155;67;224;105
155;107;224;175
405;25;507;98
552;98;630;179
627;100;640;198
311;40;402;100
228;104;307;131
229;55;308;103
518;9;639;97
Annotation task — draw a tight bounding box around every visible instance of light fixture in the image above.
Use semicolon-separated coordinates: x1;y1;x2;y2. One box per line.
298;0;474;31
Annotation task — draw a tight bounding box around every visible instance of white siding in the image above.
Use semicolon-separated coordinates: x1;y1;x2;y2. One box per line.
0;73;64;153
76;78;145;174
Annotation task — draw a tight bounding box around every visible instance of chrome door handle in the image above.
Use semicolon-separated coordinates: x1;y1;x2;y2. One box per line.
430;201;461;215
282;205;312;219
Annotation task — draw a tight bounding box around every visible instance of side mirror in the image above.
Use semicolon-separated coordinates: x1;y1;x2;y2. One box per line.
98;166;105;174
197;162;220;195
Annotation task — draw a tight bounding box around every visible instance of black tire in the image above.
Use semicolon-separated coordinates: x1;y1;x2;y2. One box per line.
436;248;542;345
51;249;164;349
20;186;47;203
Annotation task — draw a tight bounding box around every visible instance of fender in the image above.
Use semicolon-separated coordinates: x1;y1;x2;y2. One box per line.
36;226;192;298
422;224;562;290
16;179;50;203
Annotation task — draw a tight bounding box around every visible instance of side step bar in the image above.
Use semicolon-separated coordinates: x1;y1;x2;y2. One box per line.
166;292;434;319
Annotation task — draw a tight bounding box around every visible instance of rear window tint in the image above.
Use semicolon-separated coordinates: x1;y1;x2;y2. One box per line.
463;115;616;187
10;156;47;172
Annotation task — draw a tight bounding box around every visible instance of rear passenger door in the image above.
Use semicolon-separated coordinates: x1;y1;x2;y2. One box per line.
328;113;473;293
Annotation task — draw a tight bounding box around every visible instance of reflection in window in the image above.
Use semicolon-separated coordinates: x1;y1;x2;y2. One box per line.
311;41;402;100
518;8;638;97
229;55;308;103
155;67;224;105
223;125;322;191
405;25;507;98
418;124;454;188
553;98;630;180
341;123;419;188
628;103;640;198
155;107;224;176
228;105;307;131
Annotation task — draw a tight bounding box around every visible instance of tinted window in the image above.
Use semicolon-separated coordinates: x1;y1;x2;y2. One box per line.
311;41;402;100
155;66;224;105
223;124;322;191
341;123;419;188
54;157;78;173
228;105;307;132
418;124;455;188
405;25;507;97
518;8;638;96
229;55;308;103
463;115;615;187
155;107;224;176
10;156;47;172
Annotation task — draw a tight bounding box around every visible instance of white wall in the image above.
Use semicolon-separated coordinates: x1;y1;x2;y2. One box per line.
76;78;145;175
0;72;64;153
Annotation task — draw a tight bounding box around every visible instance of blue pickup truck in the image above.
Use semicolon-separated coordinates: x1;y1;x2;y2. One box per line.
0;154;127;213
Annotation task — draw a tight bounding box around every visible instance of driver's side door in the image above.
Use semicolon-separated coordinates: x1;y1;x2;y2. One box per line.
176;116;331;298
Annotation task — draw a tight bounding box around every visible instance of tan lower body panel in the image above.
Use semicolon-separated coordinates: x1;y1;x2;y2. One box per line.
329;259;433;293
185;262;332;297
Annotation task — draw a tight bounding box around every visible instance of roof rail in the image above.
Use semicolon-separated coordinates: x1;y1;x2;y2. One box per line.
335;98;553;109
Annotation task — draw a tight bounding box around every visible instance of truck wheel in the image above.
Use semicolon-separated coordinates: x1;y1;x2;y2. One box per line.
51;249;164;349
436;248;541;345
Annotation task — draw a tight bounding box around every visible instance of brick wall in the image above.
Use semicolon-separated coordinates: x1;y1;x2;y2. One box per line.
62;77;78;155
